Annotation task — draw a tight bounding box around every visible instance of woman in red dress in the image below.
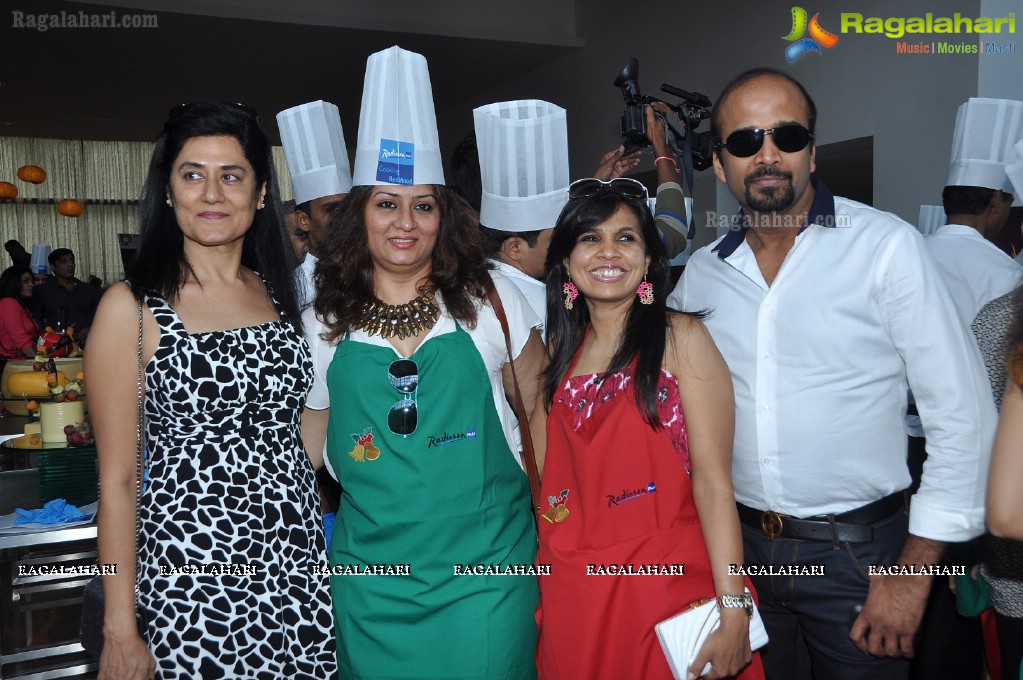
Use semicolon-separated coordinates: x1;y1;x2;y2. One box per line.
0;266;39;364
532;178;764;680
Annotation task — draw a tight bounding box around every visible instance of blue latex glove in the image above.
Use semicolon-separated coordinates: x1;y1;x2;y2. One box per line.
323;512;335;551
14;498;85;525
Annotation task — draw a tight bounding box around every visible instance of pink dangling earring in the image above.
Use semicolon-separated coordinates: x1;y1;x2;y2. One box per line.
637;275;654;305
563;278;579;310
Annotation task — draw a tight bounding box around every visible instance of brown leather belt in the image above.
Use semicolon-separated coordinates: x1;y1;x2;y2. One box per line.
737;491;907;543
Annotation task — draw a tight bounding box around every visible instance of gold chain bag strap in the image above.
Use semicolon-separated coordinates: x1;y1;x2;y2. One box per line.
80;298;147;658
483;275;542;526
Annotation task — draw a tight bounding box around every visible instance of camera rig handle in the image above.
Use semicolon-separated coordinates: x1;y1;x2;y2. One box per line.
660;84;712;110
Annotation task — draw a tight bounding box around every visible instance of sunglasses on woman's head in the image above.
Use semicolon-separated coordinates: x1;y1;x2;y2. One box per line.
568;178;649;202
715;124;813;158
167;102;259;121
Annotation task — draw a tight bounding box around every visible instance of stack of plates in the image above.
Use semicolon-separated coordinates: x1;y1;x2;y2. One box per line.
38;446;97;507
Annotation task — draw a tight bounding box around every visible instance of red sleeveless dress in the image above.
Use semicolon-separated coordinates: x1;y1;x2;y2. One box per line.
536;364;764;680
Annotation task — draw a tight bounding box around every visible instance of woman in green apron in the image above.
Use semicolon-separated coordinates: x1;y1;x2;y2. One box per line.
302;179;546;679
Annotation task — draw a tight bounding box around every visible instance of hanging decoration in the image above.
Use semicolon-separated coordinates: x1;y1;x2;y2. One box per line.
56;199;85;217
17;165;47;184
0;182;17;199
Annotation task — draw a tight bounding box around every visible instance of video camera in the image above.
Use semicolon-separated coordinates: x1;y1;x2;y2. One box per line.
613;58;714;171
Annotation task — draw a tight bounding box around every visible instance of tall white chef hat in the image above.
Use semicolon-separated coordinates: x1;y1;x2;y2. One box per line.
30;244;51;275
946;97;1023;196
916;205;945;236
474;100;570;232
352;46;444;187
276;100;352;204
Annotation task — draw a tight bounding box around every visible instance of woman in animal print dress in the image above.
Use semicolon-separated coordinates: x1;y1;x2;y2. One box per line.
88;101;336;679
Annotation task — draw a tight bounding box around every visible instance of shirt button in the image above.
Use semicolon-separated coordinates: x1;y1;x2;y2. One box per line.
760;406;769;414
763;458;770;465
762;353;771;360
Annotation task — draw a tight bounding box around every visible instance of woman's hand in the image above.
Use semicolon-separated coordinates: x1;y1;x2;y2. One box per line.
988;380;1023;540
687;609;753;679
98;628;156;680
89;283;157;680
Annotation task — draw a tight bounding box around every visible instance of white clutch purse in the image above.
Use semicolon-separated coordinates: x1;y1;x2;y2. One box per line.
654;588;769;680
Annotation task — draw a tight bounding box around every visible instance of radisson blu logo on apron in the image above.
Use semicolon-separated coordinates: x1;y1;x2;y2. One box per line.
377;139;415;185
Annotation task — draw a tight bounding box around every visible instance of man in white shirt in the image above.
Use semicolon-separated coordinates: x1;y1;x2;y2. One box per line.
927;188;1020;327
474;100;571;335
926;97;1023;329
668;68;996;680
481;227;551;327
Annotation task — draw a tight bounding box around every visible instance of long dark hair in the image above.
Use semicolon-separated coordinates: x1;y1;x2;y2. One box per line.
0;266;33;306
542;191;678;428
314;184;491;343
129;101;300;330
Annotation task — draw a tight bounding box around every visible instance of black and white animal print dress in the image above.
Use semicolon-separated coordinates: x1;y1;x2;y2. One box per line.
136;292;336;679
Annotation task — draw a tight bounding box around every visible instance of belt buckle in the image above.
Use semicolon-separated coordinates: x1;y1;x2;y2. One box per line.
760;510;784;539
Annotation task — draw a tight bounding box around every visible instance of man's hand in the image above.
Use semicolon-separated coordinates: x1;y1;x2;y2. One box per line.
849;535;943;657
849;571;930;657
645;102;672;157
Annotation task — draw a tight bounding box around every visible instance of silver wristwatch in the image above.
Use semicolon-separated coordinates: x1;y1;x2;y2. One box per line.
716;593;754;619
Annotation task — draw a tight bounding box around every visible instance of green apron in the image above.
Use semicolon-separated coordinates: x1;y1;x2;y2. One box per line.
326;323;538;680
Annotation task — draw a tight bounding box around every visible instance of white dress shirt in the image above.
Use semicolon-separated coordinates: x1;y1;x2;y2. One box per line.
488;259;547;341
296;253;317;310
668;182;995;542
925;224;1023;328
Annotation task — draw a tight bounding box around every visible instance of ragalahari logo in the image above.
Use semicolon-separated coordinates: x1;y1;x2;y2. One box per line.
783;7;840;62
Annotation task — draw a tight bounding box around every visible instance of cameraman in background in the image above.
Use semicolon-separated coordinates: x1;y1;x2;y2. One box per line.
595;102;689;259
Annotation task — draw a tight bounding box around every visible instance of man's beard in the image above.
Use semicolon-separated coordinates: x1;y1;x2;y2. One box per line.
744;167;795;213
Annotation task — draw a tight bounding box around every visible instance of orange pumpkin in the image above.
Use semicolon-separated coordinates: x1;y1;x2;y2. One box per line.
0;181;17;199
56;199;84;217
17;165;46;184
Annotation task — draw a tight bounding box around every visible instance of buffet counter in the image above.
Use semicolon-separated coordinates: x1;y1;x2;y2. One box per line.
0;414;97;679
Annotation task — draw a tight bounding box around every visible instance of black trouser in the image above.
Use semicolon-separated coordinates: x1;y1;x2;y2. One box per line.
741;511;910;680
906;435;985;680
995;613;1023;680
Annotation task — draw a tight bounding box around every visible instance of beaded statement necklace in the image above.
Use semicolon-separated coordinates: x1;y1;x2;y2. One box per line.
354;294;439;339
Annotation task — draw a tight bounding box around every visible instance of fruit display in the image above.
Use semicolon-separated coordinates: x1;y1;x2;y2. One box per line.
2;357;85;416
39;365;87;443
63;422;94;447
36;326;81;360
51;373;84;404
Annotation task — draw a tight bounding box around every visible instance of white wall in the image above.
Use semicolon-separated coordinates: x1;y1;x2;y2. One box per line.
979;0;1023;99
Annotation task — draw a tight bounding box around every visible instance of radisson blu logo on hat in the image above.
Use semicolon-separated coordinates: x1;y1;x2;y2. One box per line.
783;7;840;62
377;139;415;185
